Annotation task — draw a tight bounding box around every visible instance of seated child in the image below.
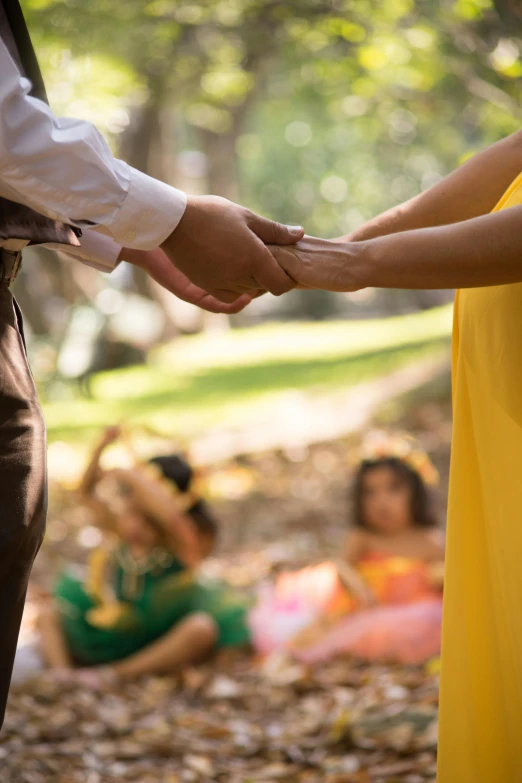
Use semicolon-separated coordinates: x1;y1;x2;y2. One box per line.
248;432;445;665
38;427;251;684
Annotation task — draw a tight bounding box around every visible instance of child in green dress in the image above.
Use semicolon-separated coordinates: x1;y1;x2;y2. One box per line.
38;427;251;685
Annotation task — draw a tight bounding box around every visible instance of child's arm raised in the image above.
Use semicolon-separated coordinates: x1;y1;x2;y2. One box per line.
77;426;121;532
111;467;202;568
79;426;121;496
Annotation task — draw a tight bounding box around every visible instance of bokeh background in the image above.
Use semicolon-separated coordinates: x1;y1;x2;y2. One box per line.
3;3;522;780
17;0;522;464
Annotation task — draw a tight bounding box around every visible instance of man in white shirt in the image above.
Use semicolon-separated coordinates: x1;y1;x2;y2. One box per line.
0;0;304;725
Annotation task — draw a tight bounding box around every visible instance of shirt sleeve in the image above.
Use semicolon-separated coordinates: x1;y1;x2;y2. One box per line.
0;38;187;251
44;228;122;273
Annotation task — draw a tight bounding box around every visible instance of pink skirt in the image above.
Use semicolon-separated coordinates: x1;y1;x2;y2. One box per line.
291;598;442;665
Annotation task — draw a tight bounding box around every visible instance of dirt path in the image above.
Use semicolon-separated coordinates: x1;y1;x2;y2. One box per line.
191;350;451;464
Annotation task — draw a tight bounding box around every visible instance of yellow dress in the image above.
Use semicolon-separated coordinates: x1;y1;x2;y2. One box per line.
438;173;522;781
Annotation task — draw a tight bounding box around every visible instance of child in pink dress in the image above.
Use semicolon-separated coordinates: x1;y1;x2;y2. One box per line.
249;433;445;665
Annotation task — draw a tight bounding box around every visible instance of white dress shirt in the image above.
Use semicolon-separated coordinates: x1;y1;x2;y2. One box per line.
0;37;187;272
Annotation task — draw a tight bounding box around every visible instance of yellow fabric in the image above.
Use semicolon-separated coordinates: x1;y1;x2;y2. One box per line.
85;546;112;604
438;172;522;781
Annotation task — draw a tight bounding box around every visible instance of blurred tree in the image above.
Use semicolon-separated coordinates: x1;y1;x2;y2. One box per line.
493;0;522;29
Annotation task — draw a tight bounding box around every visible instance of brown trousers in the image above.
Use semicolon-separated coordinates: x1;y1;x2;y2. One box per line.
0;277;47;726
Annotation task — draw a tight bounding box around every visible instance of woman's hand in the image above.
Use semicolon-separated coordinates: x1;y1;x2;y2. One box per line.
267;235;367;292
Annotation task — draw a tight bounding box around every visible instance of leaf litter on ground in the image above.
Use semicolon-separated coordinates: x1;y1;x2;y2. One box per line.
3;399;449;782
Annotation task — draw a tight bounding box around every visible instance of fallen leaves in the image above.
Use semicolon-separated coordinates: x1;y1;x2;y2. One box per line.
2;653;439;783
8;405;449;782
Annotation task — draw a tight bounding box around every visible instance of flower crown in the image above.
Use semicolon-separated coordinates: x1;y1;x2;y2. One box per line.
359;430;439;486
140;461;206;512
115;427;206;512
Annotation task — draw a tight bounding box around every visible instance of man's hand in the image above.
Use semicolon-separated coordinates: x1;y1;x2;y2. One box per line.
161;195;304;303
268;235;365;292
120;247;254;314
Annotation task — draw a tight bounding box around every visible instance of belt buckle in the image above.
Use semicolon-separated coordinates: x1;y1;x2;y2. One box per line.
0;249;23;287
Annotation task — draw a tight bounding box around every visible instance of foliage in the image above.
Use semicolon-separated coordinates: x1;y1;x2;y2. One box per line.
23;0;522;237
16;0;522;335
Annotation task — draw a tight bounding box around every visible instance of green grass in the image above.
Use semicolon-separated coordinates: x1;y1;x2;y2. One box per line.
42;305;453;446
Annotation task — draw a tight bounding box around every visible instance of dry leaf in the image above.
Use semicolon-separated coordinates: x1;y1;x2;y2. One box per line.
206;675;243;699
184;755;215;776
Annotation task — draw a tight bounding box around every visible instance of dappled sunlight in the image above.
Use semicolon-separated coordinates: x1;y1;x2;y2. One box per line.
156;305;453;371
42;309;452;450
5;0;520;779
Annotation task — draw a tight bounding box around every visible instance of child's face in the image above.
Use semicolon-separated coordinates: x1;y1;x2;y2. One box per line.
360;466;413;535
116;501;161;550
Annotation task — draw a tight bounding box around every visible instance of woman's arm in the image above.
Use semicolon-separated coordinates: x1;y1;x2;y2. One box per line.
342;129;522;242
272;203;522;291
111;467;202;568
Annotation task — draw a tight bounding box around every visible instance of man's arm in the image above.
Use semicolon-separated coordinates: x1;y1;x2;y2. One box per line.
0;39;303;302
342;130;522;242
0;40;186;249
271;204;522;291
44;229;122;272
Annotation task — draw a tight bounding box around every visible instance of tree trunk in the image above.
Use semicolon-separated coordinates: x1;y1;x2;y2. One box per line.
117;73;187;333
494;0;522;29
199;128;240;201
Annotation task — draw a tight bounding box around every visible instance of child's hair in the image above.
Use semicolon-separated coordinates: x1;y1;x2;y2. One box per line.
148;454;219;540
351;456;437;529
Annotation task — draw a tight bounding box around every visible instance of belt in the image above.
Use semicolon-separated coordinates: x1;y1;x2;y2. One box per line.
0;248;23;288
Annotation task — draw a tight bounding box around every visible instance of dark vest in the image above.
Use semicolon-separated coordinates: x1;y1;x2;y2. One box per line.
0;0;80;248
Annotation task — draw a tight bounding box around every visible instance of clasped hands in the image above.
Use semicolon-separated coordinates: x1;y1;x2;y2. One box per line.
122;194;362;314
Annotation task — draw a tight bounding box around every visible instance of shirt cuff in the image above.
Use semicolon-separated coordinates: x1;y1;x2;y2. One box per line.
45;229;122;272
107;167;187;250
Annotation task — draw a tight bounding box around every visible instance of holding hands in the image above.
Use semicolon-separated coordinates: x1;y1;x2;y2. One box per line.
122;195;306;313
125;231;365;310
122;197;370;307
161;195;305;303
268;235;365;292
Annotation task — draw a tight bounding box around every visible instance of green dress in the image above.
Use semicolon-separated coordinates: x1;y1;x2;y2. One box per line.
54;545;251;665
